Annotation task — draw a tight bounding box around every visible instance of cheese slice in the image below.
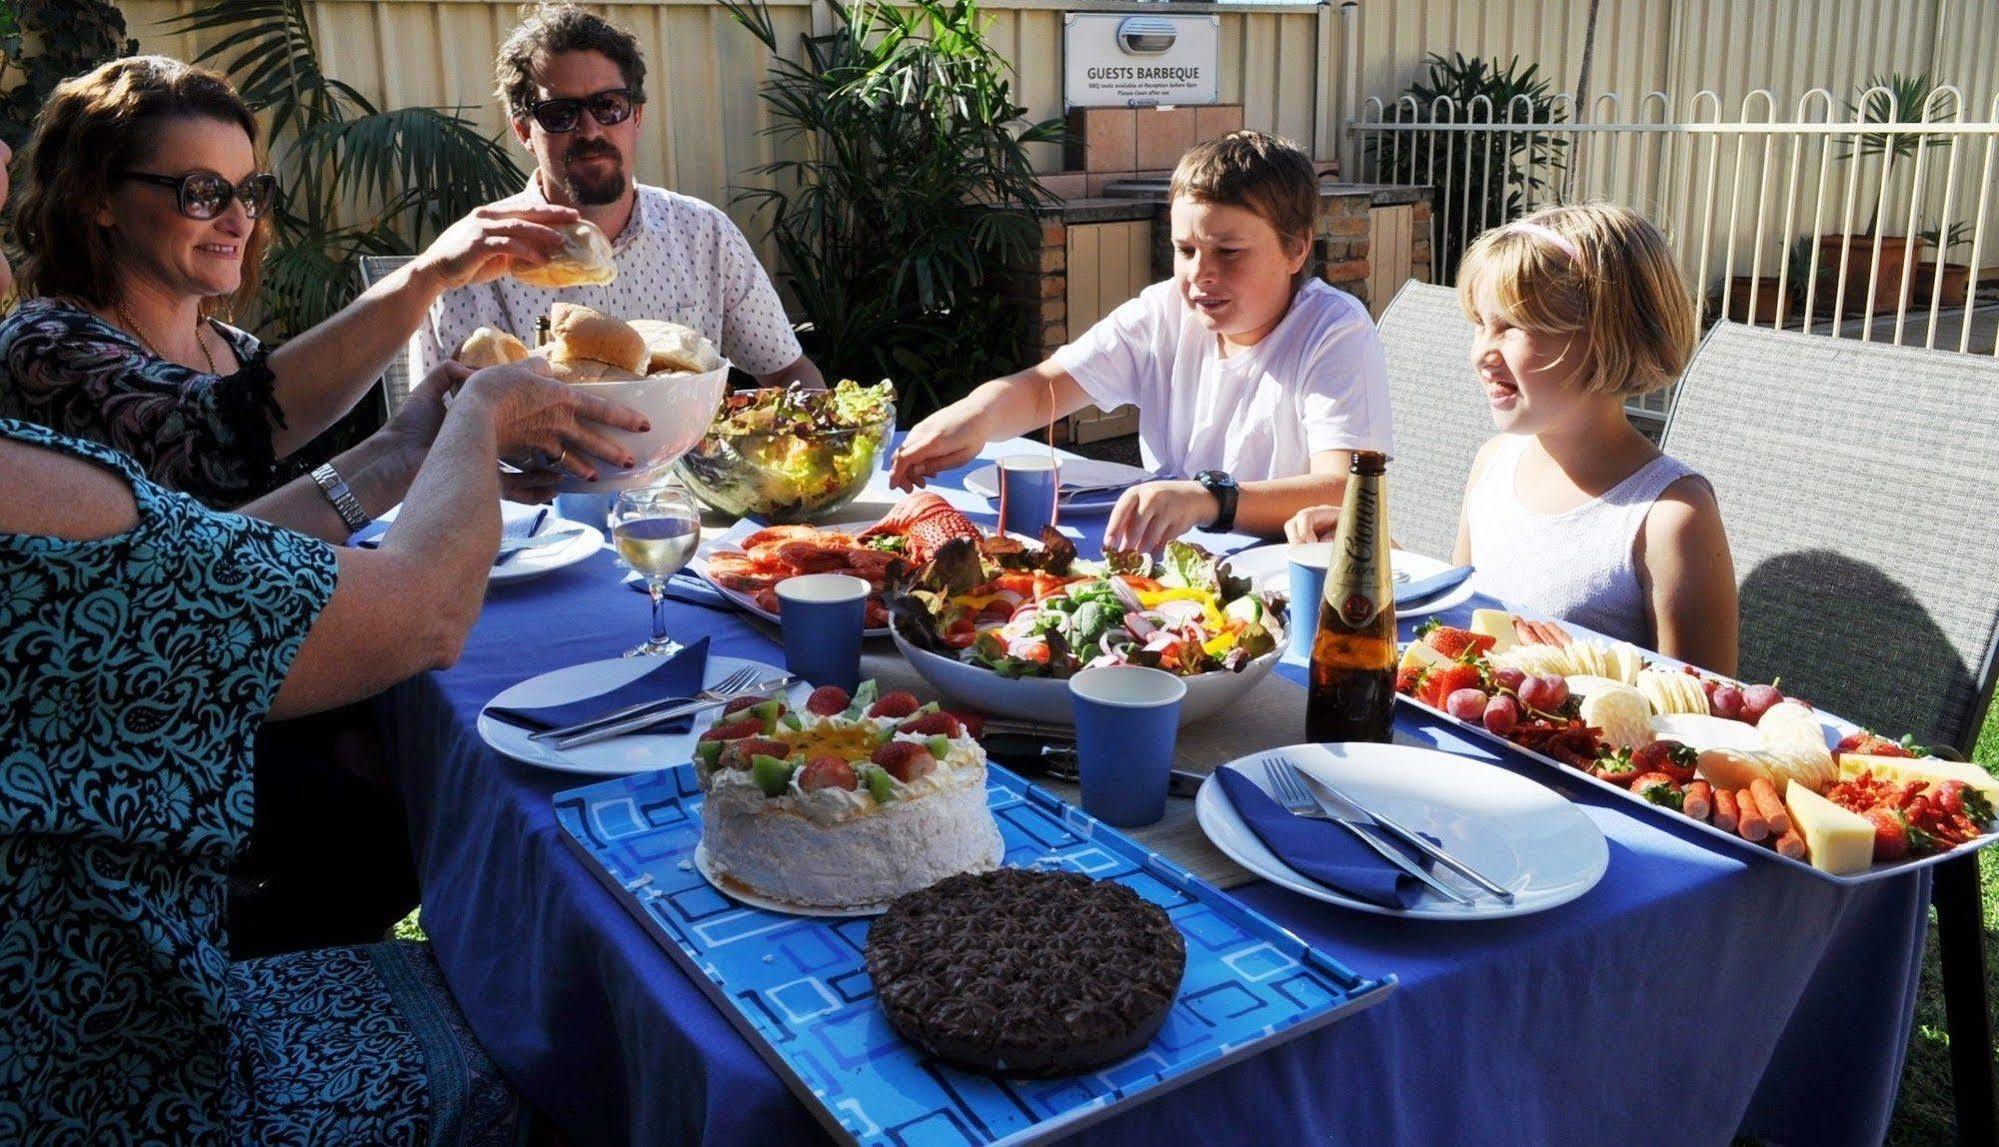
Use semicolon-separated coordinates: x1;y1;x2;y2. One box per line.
1399;641;1449;673
1783;780;1876;874
1580;685;1654;749
1838;754;1999;801
1469;608;1518;653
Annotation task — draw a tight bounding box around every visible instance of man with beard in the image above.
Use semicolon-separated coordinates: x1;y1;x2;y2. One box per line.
410;3;822;387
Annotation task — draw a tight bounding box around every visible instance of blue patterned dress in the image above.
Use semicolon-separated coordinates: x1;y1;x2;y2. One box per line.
0;420;522;1145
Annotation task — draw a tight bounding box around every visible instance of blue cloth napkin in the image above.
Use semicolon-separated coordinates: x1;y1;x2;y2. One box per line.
1395;564;1474;607
484;636;711;735
348;503;550;566
625;572;738;612
1215;766;1436;910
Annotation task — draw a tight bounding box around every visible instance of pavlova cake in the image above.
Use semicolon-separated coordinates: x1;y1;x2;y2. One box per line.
694;681;1003;909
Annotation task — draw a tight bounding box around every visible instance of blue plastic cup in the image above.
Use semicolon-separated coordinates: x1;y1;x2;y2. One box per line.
554;491;616;531
776;573;870;692
1286;542;1332;661
998;454;1060;538
1069;666;1187;827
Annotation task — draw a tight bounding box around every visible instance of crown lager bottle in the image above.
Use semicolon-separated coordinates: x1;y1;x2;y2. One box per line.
1307;451;1395;743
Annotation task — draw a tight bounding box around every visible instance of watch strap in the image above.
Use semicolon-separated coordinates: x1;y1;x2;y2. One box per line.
1197;470;1239;532
310;463;372;534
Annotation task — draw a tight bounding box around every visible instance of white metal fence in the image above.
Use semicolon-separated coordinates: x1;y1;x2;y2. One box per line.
1351;86;1999;416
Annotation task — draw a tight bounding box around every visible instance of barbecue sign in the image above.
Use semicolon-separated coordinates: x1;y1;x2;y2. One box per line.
1064;14;1220;108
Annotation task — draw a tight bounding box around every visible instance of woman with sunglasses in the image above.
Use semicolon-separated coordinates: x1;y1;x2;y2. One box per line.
1;55;591;508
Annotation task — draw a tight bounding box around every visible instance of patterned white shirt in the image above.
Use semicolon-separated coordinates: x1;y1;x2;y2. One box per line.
410;180;803;380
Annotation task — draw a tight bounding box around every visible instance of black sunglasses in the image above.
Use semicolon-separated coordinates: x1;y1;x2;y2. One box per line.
523;87;644;134
119;170;279;220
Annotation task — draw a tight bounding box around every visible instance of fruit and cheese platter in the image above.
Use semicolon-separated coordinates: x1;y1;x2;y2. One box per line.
1393;609;1999;884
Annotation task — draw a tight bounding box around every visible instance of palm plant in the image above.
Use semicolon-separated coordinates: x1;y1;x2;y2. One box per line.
1367;53;1570;282
720;0;1064;418
1834;72;1957;236
165;0;525;338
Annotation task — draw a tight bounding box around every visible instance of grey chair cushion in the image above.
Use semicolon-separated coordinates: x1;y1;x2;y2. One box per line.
1376;281;1488;560
358;255;418;415
1661;322;1999;751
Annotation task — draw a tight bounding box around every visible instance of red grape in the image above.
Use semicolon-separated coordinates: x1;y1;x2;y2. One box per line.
1446;688;1490;721
1710;685;1744;721
1518;674;1570;713
1741;684;1785;724
1483;694;1520;735
1492;667;1527;694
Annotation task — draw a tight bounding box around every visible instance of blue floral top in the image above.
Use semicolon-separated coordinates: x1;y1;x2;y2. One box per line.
0;297;282;509
0;419;336;1141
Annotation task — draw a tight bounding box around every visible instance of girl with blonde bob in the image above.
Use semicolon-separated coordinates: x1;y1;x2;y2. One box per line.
1290;203;1738;672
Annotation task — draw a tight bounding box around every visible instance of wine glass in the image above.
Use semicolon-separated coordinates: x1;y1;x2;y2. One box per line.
610;484;702;657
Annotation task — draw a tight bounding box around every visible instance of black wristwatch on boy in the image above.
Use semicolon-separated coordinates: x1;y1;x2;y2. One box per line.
1194;470;1239;531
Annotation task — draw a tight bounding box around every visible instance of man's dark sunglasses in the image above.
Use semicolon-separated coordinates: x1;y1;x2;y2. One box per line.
523;87;644;134
119;170;279;221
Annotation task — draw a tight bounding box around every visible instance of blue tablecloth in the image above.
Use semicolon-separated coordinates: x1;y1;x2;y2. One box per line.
382;445;1926;1146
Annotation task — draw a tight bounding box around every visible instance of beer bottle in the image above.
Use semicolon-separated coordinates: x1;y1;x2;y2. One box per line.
1307;451;1396;743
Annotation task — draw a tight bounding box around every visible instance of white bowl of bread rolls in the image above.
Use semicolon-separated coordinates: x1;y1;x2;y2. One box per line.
457;303;729;493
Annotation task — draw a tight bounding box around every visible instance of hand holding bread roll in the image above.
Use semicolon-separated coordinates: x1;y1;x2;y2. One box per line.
512;219;616;288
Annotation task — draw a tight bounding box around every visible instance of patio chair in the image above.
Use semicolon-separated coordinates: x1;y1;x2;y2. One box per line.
1374;281;1486;560
1660;320;1999;1143
357;255;418;416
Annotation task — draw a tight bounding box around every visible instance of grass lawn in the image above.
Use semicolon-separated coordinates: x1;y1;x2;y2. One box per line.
1883;703;1999;1145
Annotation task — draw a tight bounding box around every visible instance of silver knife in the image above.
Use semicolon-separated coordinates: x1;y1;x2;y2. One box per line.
1284;763;1476;906
554;676;796;750
1306;775;1515;902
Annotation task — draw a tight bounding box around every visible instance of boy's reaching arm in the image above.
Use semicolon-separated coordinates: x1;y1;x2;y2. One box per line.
889;361;1093;489
1638;476;1739;676
1106;450;1350;553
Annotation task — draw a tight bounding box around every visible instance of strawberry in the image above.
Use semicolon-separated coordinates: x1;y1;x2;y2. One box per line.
1416;663;1483;710
698;717;764;743
719;737;790;770
798;755;858;792
1395;665;1425;695
900;711;963;738
723;695;763;716
950;711;986;740
804;685;851;716
1834;729;1917;760
867;691;922;719
871;741;937;783
1417;620;1496;661
1864;808;1912;861
1631;740;1699;784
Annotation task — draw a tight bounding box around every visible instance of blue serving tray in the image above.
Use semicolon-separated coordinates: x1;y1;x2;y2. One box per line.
554;764;1396;1147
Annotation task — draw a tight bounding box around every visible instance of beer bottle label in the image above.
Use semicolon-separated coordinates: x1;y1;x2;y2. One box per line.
1324;475;1388;627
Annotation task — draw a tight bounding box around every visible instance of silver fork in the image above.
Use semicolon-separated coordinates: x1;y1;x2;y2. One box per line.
1261;755;1475;907
551;667;789;750
528;665;761;743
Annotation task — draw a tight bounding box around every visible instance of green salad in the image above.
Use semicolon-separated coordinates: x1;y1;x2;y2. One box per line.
674;380;896;523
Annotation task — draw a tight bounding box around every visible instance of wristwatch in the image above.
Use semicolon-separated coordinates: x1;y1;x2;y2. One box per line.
1194;470;1239;532
310;462;372;534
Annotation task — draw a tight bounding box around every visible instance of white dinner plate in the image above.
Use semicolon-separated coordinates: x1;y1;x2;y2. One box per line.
478;655;810;776
1226;544;1476;619
1195;742;1608;920
367;501;603;585
688;518;892;636
692;839;1005;919
963;457;1154;512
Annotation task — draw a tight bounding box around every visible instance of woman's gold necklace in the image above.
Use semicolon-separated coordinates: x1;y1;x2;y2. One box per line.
115;300;218;375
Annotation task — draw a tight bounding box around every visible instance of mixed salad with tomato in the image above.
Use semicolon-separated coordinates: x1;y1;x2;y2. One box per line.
890;539;1284;679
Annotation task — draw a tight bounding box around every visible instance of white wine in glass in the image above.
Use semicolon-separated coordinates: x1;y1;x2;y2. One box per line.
611;486;701;657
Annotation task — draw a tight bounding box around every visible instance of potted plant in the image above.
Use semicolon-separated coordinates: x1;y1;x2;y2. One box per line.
1914;222;1974;307
1818;73;1955;316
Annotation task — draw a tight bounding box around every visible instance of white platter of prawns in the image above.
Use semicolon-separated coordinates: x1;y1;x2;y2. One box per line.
1394;609;1999;884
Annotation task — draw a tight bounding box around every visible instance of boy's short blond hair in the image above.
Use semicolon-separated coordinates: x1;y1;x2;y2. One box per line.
1169;130;1318;282
1457;203;1696;398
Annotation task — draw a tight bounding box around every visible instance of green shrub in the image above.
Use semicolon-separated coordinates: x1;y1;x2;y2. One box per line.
721;0;1063;419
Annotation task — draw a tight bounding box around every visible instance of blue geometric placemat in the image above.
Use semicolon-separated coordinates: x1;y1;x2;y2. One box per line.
554;765;1396;1146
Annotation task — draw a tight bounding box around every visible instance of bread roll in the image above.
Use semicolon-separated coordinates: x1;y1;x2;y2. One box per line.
513;220;616;288
629;318;723;375
547;302;648;374
455;326;531;368
546;357;644;385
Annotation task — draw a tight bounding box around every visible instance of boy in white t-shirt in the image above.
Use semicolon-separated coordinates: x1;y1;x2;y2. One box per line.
890;130;1392;551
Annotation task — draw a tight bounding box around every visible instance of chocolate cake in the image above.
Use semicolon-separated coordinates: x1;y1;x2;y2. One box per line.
865;867;1186;1076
